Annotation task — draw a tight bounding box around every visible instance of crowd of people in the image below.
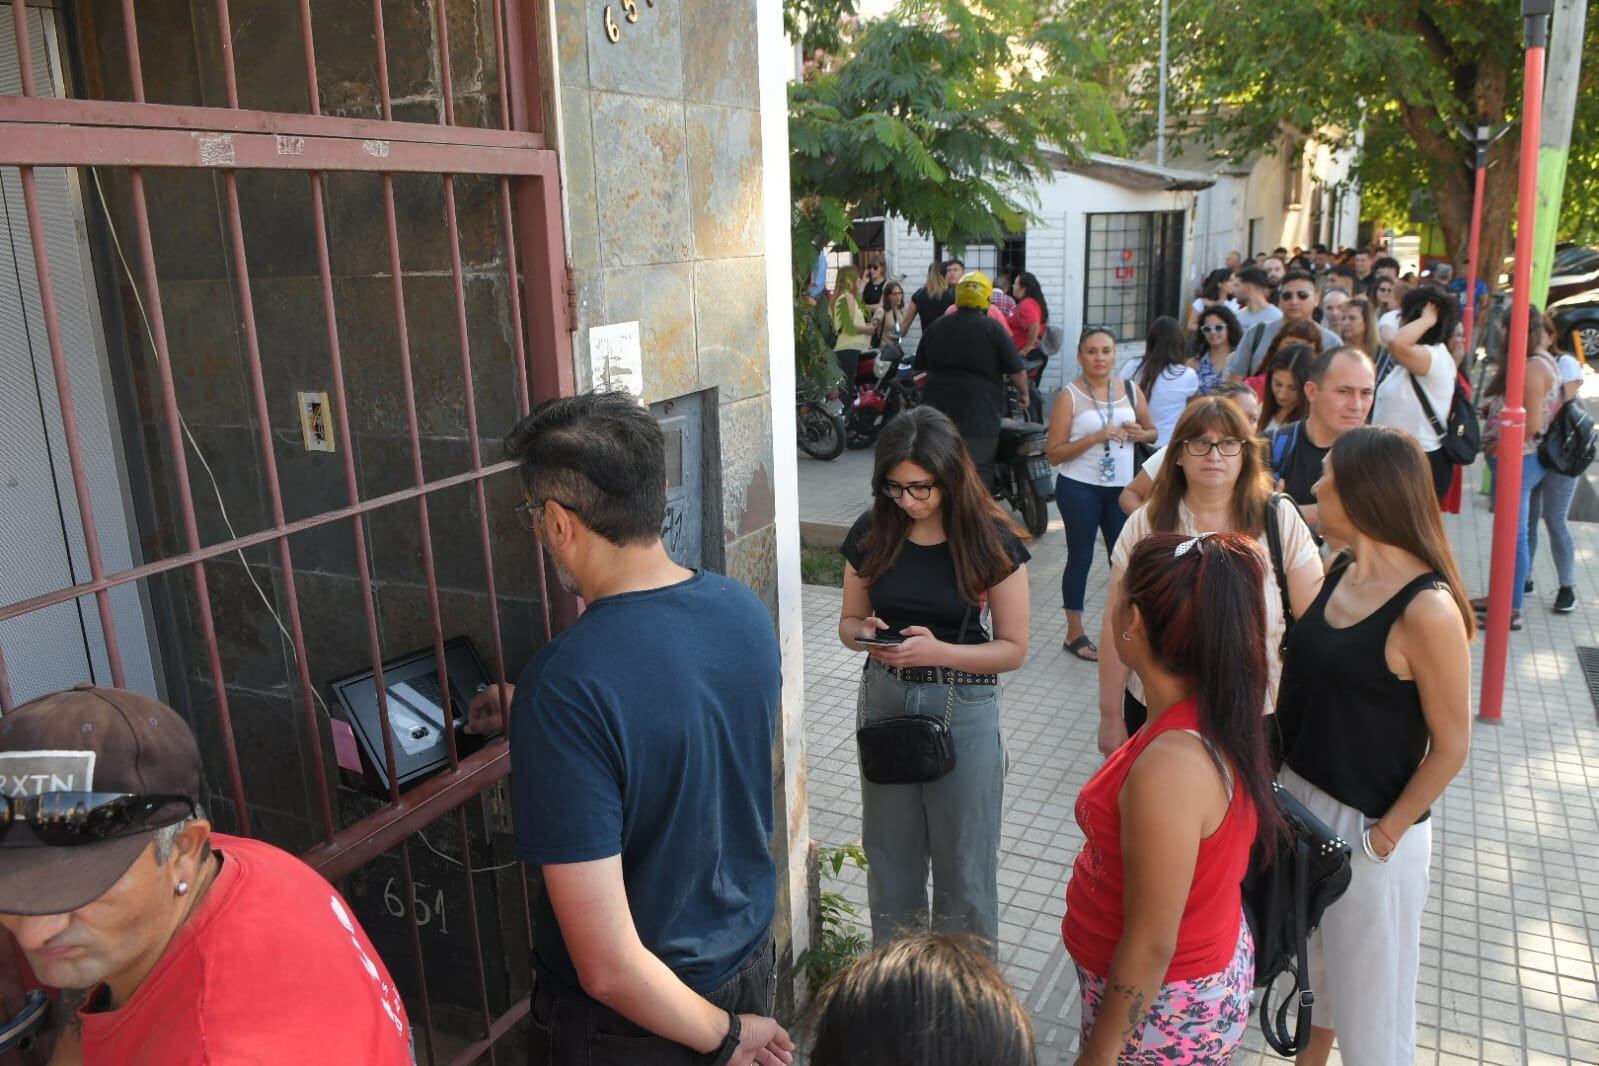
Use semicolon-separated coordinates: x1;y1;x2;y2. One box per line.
0;237;1572;1066
819;241;1552;1064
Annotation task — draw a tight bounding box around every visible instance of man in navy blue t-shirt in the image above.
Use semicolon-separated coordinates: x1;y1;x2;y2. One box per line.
467;392;791;1066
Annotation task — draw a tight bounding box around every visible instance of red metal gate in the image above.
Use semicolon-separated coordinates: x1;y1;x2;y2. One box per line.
0;0;573;1059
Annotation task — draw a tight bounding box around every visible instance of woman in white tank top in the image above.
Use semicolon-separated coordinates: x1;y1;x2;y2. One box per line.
1046;327;1157;661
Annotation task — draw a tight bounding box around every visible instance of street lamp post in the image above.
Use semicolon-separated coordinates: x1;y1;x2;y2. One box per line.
1458;121;1512;354
1480;0;1554;723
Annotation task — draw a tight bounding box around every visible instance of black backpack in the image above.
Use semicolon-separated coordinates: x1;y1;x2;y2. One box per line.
1410;372;1481;465
1242;783;1353;1056
1537;398;1599;477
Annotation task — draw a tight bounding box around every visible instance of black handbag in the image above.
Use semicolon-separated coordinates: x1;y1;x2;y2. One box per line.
1537;397;1599;477
854;608;971;785
1410;371;1481;465
1243;782;1354;1057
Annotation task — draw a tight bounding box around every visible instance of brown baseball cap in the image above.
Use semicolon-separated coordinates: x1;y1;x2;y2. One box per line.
0;685;203;916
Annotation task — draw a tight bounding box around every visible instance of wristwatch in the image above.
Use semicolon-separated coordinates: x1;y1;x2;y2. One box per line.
709;1009;741;1066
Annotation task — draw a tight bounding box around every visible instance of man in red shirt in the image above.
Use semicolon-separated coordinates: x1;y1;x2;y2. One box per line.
0;686;411;1065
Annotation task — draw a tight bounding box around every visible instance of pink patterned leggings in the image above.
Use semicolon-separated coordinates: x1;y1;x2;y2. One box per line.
1076;916;1253;1064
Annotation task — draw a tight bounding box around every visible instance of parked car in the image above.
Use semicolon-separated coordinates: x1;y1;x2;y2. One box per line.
1498;244;1599;306
1552;289;1599;365
1548;245;1599;307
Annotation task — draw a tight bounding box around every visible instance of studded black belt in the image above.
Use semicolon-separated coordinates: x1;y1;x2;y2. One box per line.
883;665;998;686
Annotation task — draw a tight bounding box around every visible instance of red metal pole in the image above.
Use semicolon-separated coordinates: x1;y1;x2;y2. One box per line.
1462;163;1486;352
1480;3;1551;722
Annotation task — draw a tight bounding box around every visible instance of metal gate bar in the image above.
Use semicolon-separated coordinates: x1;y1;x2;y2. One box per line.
1;0;572;1058
6;0;126;693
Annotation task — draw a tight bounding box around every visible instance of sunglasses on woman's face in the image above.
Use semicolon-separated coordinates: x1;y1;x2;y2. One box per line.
1200;323;1228;334
1;792;195;847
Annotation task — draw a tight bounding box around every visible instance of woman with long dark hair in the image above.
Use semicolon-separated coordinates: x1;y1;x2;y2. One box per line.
1256;342;1312;431
1188;303;1242;395
1048;328;1158;662
1473;308;1560;626
810;934;1035;1066
1123;315;1199;446
1371;286;1460;502
1097;398;1322;752
1527;312;1584;611
873;280;912;347
1007;271;1049;359
1276;427;1473;1066
1186;267;1239;333
1064;531;1281;1065
837;406;1031;947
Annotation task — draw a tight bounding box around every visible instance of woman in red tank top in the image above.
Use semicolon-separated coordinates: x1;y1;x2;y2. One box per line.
1062;531;1283;1065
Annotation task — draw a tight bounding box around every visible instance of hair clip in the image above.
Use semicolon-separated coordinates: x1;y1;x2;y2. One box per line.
1174;532;1214;558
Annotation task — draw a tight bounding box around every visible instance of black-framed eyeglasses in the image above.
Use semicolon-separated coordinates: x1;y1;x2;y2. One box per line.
882;480;936;501
1182;437;1246;457
1;792;194;847
514;498;585;531
1279;289;1315;301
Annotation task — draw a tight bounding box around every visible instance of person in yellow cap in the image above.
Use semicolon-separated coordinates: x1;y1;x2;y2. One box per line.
913;269;1030;485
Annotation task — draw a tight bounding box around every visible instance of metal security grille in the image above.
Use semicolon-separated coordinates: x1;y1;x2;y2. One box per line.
1082;210;1185;342
1576;646;1599;720
0;0;573;1060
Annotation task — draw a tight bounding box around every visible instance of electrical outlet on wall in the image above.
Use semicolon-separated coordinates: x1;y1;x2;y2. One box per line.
297;391;335;452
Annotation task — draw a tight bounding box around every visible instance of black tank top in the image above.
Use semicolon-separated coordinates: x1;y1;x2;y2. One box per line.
1276;563;1444;820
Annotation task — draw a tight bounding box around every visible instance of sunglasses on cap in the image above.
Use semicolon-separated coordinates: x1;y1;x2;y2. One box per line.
1;792;194;848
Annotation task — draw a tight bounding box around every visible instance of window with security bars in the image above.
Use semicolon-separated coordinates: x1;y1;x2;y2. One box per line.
1082;212;1185;342
934;235;1026;282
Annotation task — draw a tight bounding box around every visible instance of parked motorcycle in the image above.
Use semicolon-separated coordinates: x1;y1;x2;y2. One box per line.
995;385;1053;536
796;385;846;461
845;340;921;449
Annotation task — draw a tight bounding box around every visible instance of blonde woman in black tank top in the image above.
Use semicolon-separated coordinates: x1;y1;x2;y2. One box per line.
1274;427;1474;1066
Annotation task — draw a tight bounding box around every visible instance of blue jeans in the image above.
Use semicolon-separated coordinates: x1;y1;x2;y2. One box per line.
1529;468;1579;588
1055;475;1128;613
1513;452;1547;611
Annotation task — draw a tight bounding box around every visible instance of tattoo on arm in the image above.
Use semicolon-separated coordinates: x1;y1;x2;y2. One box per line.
1111;981;1146;1044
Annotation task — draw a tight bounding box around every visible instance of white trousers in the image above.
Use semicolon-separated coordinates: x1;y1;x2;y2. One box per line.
1279;765;1431;1066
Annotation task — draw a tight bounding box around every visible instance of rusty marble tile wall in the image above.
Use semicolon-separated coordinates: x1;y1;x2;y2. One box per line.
551;0;797;1011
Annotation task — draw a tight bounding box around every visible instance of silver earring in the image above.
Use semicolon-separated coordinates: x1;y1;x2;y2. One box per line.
176;881;190;896
1121;630;1132;642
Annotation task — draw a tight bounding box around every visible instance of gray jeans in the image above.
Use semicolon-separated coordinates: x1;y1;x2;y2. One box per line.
857;661;1005;949
1528;468;1578;587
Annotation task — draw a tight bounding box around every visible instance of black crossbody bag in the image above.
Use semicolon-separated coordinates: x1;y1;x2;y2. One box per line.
855;606;973;785
1244;783;1353;1056
1410;371;1480;465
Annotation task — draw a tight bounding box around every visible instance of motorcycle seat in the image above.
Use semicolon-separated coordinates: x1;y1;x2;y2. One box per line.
999;417;1044;436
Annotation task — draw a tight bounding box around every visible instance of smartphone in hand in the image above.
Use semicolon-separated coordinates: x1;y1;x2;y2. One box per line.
856;632;905;647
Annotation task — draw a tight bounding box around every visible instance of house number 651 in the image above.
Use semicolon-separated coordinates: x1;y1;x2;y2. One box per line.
604;0;655;43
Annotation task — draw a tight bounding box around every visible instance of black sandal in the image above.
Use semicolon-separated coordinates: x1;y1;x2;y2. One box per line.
1064;635;1098;661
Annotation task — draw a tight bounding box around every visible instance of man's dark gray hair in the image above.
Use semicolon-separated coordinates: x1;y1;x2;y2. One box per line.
504;391;667;546
1308;345;1374;385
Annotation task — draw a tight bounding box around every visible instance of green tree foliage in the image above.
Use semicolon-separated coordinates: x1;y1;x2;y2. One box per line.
786;0;1123;382
1065;0;1599;280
